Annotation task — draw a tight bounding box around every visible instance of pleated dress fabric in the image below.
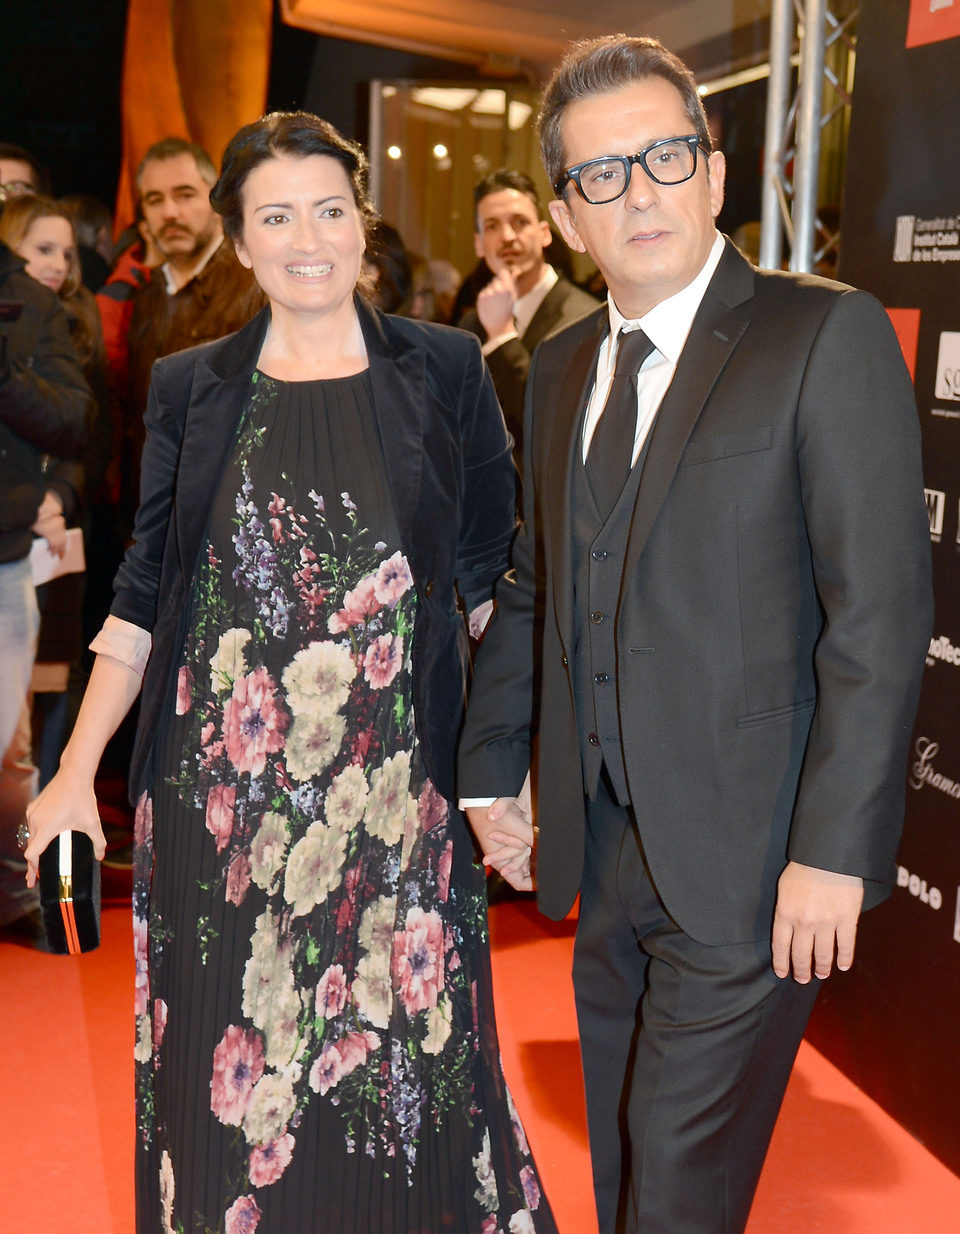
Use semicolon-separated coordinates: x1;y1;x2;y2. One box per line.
132;371;555;1234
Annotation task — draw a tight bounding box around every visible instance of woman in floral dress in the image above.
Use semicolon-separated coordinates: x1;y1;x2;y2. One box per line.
25;112;556;1234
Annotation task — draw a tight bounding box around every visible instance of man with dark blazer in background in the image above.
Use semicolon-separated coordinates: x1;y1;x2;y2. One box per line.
459;169;597;458
458;34;933;1234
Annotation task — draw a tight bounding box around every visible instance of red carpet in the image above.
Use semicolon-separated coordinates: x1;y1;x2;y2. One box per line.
2;896;959;1231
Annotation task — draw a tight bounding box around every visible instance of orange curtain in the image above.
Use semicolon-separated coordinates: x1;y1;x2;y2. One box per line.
116;0;273;232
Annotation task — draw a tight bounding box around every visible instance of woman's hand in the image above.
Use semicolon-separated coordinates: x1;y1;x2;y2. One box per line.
22;770;106;889
465;797;536;892
32;490;67;556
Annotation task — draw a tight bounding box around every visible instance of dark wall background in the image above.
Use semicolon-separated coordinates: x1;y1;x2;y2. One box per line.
1;1;765;236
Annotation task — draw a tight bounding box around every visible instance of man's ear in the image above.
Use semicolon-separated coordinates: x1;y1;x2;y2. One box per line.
548;197;586;254
707;150;726;219
473;231;485;261
539;219;553;251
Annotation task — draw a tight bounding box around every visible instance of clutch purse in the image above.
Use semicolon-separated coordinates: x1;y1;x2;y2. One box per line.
38;830;101;954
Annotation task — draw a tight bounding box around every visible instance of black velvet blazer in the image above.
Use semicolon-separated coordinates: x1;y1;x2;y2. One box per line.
111;296;516;802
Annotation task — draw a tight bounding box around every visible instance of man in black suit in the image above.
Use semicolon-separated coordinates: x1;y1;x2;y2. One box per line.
460;169;597;457
458;34;932;1234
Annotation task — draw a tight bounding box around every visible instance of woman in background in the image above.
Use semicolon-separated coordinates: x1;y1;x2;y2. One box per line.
25;113;553;1234
0;195;112;782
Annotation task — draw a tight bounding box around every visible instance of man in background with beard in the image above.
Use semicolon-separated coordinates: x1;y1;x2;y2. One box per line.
124;138;263;515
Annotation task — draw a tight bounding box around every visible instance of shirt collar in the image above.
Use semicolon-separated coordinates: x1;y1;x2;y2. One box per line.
160;234;226;295
606;231;725;364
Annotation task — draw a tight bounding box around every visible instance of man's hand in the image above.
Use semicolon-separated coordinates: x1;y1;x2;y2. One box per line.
476;268;518;341
465;796;535;892
32;490;67;556
771;861;864;983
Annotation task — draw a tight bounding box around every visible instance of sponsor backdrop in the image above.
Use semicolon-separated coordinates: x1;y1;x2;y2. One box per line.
804;0;960;1174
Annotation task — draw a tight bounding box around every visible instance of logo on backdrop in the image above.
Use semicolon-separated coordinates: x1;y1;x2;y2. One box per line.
935;332;960;401
926;634;960;667
893;214;960;264
925;488;945;540
910;738;960;799
897;865;943;910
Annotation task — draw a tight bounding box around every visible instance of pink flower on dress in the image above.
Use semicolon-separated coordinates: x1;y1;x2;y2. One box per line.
520;1165;541;1210
222;668;289;777
206;785;237;853
133;913;149;1016
224;1195;261;1234
248;1132;294;1187
363;633;404;689
481;1218;501;1234
308;1043;343;1095
373;551;413;607
418;779;447;833
210;1025;266;1126
153;998;168;1052
327;574;381;633
316;964;348;1018
225;850;252;906
392;906;445;1014
175;665;194;715
336;1029;380;1077
437;839;453;902
134;792;153;847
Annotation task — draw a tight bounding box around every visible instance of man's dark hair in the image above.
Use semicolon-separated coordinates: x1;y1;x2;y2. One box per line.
538;35;712;191
210;111;376;245
135;137;218;192
0;142;51;194
473;169;543;229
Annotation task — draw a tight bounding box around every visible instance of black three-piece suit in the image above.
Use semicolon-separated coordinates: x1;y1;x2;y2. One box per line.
458;238;933;1232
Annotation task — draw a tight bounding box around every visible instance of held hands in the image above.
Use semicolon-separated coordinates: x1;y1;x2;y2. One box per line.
465;788;536;893
476;268;518;341
771;861;864;983
22;768;106;890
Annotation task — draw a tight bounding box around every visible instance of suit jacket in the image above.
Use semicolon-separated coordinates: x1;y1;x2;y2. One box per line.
111;296;516;804
461;272;598;453
458;239;933;945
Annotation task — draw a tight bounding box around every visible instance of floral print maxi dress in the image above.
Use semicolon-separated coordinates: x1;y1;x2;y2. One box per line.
133;372;556;1234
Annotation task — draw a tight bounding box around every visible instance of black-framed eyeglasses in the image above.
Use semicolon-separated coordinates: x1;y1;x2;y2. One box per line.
554;135;709;204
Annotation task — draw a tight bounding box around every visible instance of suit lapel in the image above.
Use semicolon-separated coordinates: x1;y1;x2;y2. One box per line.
358;299;426;573
621;243;754;575
544;309;606;634
176;309;269;578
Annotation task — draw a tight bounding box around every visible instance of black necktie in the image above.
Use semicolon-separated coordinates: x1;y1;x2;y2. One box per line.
585;328;656;519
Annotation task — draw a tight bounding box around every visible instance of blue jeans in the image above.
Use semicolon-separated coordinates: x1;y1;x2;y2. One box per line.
0;556;40;923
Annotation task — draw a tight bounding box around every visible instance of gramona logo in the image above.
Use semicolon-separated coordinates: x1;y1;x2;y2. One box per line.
935;332;960;402
894;215;915;262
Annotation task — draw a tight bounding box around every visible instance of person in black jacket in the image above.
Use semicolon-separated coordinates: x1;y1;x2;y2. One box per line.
0;236;90;934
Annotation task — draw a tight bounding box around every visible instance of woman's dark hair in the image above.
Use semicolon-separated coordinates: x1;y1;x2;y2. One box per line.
210;111;377;243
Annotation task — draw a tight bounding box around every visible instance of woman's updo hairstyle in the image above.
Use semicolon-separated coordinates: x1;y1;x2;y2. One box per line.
211;111;378;244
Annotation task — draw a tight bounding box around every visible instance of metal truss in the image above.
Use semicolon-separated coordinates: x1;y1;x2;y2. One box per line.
759;0;858;273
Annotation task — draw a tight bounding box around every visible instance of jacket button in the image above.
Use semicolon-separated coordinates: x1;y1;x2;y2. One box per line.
588;732;600;746
561;654;568;667
592;548;608;560
423;580;434;597
594;672;609;684
590;610;604;624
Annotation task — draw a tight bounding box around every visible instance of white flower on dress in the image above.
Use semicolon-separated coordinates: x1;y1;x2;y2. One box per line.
509;1212;535;1234
242;910;298;1033
134;1014;152;1064
283;821;348;917
281;640;356;716
364;751;412;847
160;1149;176;1234
422;992;452;1055
284;711;347;782
242;1070;297;1146
353;950;393;1029
249;811;289;890
473;1129;500;1212
324;765;369;831
210;627;252;692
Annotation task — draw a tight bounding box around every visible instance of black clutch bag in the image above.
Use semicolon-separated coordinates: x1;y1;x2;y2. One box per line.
38;831;101;954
